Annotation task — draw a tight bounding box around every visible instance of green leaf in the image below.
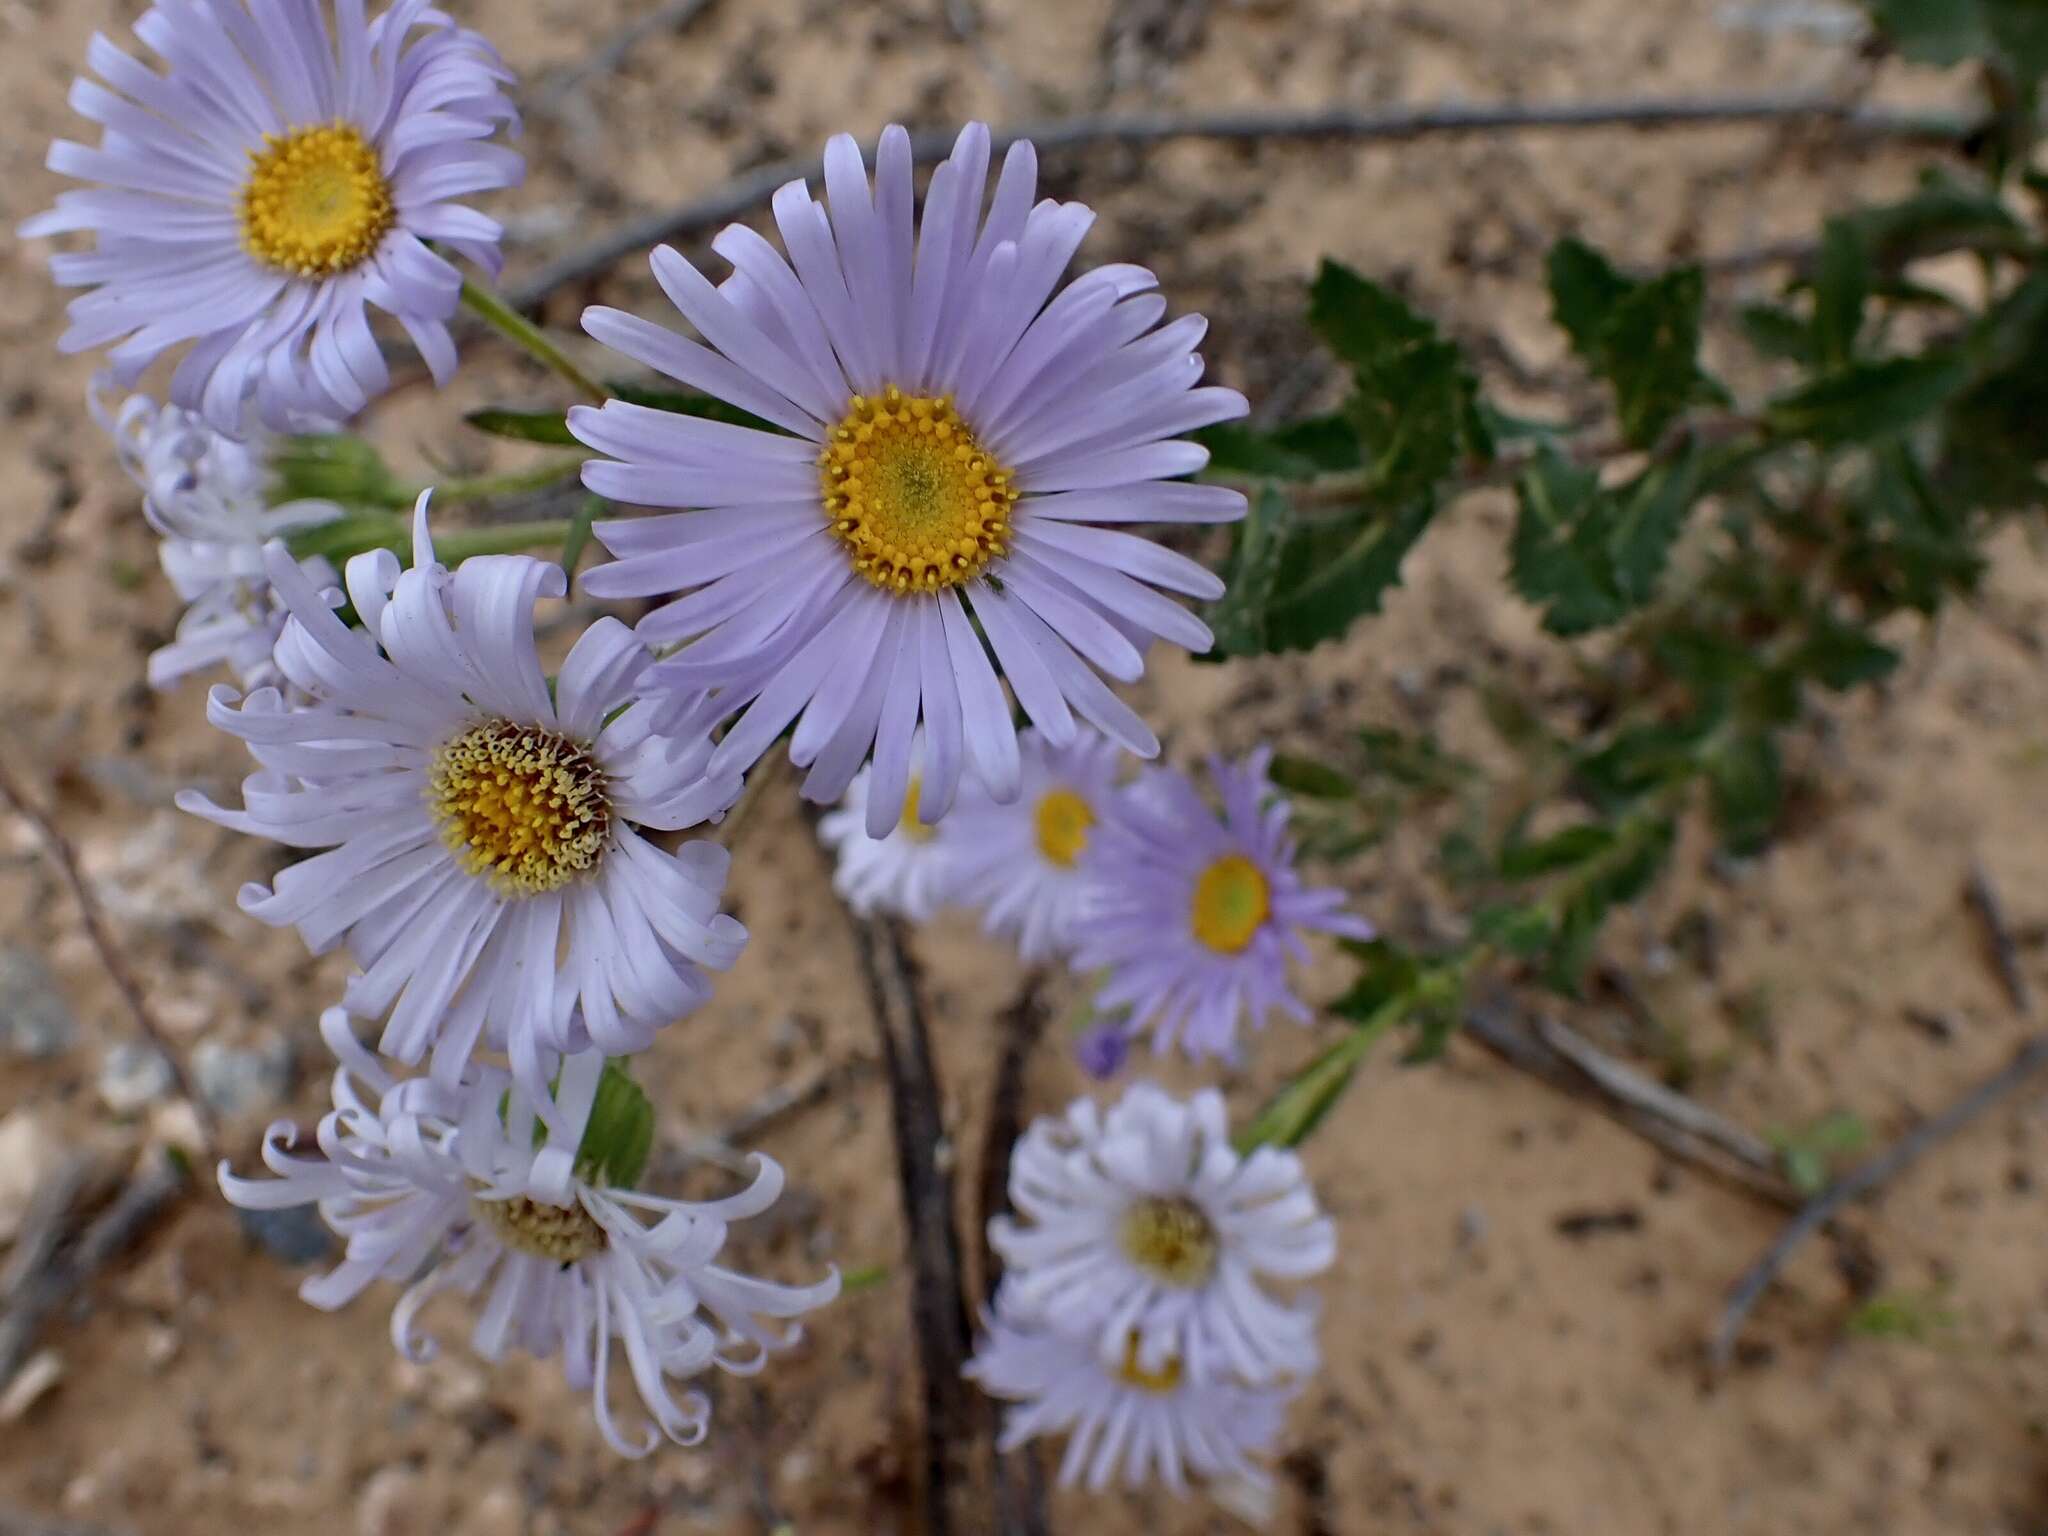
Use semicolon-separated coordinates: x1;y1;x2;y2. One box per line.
561;495;604;577
270;433;411;509
1356;726;1479;793
1330;939;1423;1021
576;1060;655;1190
1812;218;1871;369
1308;260;1436;362
1604;268;1714;446
1509;449;1626;634
1795;612;1902;691
1740;302;1818;366
1196;416;1361;478
1499;823;1616;879
1547;238;1635;358
1576;720;1716;810
1205;486;1289;657
1471;903;1555;958
1259;493;1439;651
604;381;779;432
1235;1013;1392;1151
1268;753;1355;800
465;408;579;446
1863;0;2048;81
1707;731;1784;854
1767;350;1975;444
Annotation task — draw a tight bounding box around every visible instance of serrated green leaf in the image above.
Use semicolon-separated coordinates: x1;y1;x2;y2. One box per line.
1268;753;1355;800
1741;302;1819;365
1767;350;1974;444
1796;612;1902;690
1330;939;1423;1021
465;408;579;446
1260;493;1439;651
1547;238;1635;358
1610;440;1705;605
1509;449;1627;635
1604;268;1714;446
1864;0;2048;81
1308;260;1435;360
1196;416;1361;478
1471;903;1555;958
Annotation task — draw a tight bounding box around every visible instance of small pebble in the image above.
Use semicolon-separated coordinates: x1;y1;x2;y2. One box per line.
193;1032;295;1117
236;1204;337;1266
0;1109;62;1244
0;947;76;1059
98;1041;174;1115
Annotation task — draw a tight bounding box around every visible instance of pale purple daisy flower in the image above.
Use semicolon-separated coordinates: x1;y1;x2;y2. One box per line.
220;1013;839;1458
23;0;522;433
93;379;344;689
1072;748;1373;1061
178;494;746;1130
967;1279;1299;1495
948;725;1122;962
816;735;965;921
569;121;1245;839
990;1082;1332;1386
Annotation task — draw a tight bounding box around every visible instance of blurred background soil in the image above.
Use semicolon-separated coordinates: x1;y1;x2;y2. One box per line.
3;0;2048;1532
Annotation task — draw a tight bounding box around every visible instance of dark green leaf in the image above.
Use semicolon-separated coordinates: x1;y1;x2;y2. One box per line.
1356;727;1479;792
1547;238;1635;359
465;408;579;446
1330;939;1423;1021
1268;753;1355;800
561;495;604;576
604;381;779;432
1604;267;1714;446
1509;449;1627;634
1308;260;1435;361
1499;823;1615;879
1259;494;1438;651
1741;302;1819;365
1796;612;1902;690
1472;903;1555;958
1610;441;1705;606
1205;486;1288;657
1812;219;1871;369
1707;732;1784;854
1767;350;1974;444
1196;416;1361;478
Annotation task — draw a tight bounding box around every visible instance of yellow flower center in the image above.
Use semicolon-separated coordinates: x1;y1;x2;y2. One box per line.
1114;1332;1185;1395
1119;1196;1218;1287
240;122;395;278
1190;853;1270;955
426;720;612;897
819;388;1017;593
472;1194;608;1263
1033;787;1094;868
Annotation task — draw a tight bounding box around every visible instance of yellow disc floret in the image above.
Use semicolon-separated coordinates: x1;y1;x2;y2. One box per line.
1119;1196;1219;1288
240;121;395;278
427;720;612;897
819;387;1017;593
1115;1332;1186;1395
1190;853;1271;955
472;1194;608;1263
1033;787;1094;868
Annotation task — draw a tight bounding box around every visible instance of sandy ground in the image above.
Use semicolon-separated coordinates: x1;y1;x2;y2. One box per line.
3;0;2048;1532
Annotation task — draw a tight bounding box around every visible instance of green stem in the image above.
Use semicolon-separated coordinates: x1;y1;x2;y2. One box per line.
1235;998;1402;1153
460;278;607;404
290;514;575;567
430;519;578;563
421;457;588;506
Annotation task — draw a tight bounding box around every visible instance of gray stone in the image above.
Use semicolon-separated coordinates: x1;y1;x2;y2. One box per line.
192;1032;295;1117
235;1204;336;1267
0;948;75;1059
97;1041;173;1115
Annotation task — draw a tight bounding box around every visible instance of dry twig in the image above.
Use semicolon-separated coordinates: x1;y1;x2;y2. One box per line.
1463;1003;1799;1208
529;0;720;110
0;1156;188;1393
1966;858;2033;1015
0;756;219;1161
1709;1032;2048;1366
505;95;1964;307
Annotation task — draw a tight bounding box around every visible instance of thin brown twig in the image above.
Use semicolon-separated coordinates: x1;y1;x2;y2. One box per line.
504;96;1967;309
1463;1003;1800;1209
1709;1031;2048;1367
977;973;1051;1536
0;756;219;1162
0;1155;188;1393
529;0;721;110
1966;858;2033;1015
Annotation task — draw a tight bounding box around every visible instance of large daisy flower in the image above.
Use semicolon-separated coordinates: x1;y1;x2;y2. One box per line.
178;495;746;1128
816;736;966;921
569;121;1245;838
948;726;1122;962
93;379;344;689
967;1280;1298;1495
990;1082;1332;1385
1071;749;1373;1061
221;1013;839;1458
23;0;522;432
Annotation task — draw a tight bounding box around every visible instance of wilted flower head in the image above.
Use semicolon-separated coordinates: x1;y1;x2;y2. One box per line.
93;380;343;690
570;121;1244;837
24;0;522;431
179;495;745;1129
220;1013;839;1457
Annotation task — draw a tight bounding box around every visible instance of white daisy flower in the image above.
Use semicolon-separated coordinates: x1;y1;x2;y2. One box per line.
990;1082;1332;1386
24;0;522;432
967;1280;1299;1495
948;725;1122;962
93;379;344;690
1073;748;1374;1062
220;1012;840;1458
815;734;966;920
569;121;1245;839
178;494;746;1129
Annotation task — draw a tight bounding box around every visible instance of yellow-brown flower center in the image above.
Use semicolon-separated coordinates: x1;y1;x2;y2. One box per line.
240;122;395;278
427;720;611;897
1119;1196;1218;1287
1190;853;1270;955
819;388;1016;593
1033;787;1094;868
1114;1332;1185;1395
472;1194;608;1263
